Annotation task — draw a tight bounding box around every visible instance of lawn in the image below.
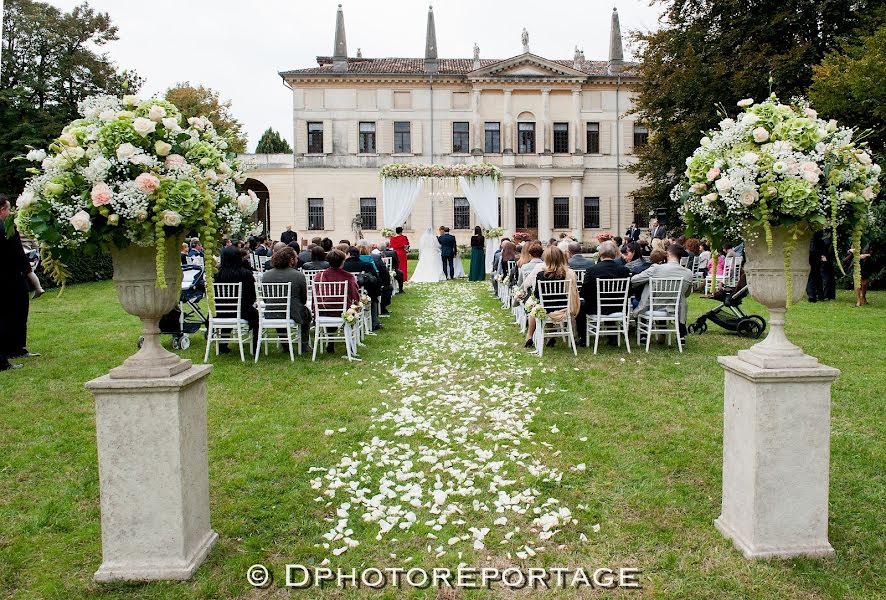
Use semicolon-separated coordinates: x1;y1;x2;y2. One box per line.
0;271;883;599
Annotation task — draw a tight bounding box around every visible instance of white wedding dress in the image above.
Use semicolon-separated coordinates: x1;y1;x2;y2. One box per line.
410;227;446;283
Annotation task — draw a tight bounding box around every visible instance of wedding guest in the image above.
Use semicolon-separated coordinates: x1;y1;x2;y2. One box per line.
314;249;360;354
650;219;666;240
567;242;593;271
651;238;665;254
495;241;518;291
516;240;532;269
1;195;39;371
321;238;334;252
637;238;651;257
285;235;301;254
631;244;694;341
280;225;297;246
649;248;667;265
806;231;825;302
358;240;392;317
697;242;711;276
524;245;579;349
380;241;404;293
344;246;381;330
491;237;510;273
684;238;700;260
298;241;316;266
845;243;874;307
214;245;259;353
517;241;544;287
188;238;204;258
820;235;836;301
577;241;631;345
261;246;312;353
179;242;189;265
390;227;410;283
622;242;650;275
613;236;626;264
303;245;331;271
626;222;641;242
469;226;485;282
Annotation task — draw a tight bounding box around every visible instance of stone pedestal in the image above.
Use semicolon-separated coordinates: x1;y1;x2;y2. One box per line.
715;356;839;559
87;365;217;581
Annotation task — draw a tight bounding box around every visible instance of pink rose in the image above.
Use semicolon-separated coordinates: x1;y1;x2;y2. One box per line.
91;183;113;206
752;127;770;143
165;154;187;169
135;172;161;194
706;167;721;181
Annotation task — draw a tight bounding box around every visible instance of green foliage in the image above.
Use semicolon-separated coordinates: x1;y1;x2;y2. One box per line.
0;0;142;193
254;127;292;154
164;82;247;153
35;252;112;289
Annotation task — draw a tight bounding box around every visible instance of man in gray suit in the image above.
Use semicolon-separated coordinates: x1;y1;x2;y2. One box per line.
566;242;593;271
630;243;694;339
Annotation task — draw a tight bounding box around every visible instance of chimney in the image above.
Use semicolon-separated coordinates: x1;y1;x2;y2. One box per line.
608;7;624;74
333;4;348;73
424;5;438;74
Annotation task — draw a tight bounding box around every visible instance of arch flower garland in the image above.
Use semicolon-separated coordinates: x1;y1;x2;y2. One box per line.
379;163;501;180
675;93;881;296
14;94;260;289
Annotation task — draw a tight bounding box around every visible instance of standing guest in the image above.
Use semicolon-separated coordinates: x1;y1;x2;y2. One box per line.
523;245;580;350
261;246;312;354
820;235;836;301
438;226;457;280
1;195;40;371
469;226;486;282
179;242;189;265
188;238;204;257
303;245;331;271
567;242;593;271
845;243;875;307
650;220;666;240
577;241;631;345
214;246;259;354
281;225;297;245
380;241;404;294
314;249;360;355
625;222;641;242
631;244;694;340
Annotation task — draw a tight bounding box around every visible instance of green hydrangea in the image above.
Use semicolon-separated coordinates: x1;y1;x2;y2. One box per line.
96;118;147;155
776;178;818;217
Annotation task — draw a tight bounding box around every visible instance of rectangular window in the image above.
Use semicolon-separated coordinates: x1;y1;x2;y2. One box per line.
307;122;324;154
518;122;536;154
308;198;325;231
553;122;569;153
394;121;411;153
452;121;470;154
453;197;471;230
583;197;600;229
633;124;649;148
554;197;570;229
586;122;600;153
484;122;501;154
360;197;377;230
359;121;376;154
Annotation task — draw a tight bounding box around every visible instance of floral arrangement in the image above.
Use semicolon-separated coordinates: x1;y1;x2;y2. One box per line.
512;231;532;243
483;227;504;238
513;289;527;302
529;304;547;321
595;232;613;242
342;304;361;326
359;292;371;308
379;163;501;180
523;295;538;315
15;94;259;288
675;93;880;293
381;227;396;238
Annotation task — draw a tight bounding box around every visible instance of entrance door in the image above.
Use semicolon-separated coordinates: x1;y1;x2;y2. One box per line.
515;197;538;239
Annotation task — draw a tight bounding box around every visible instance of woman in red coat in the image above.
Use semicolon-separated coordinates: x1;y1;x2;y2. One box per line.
389;227;410;282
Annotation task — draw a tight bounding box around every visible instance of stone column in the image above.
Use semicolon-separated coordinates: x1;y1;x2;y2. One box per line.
540;88;551;154
503;176;516;235
471;87;482;154
571;175;583;242
88;365;218;581
572;89;582;154
539;176;553;242
503;89;513;154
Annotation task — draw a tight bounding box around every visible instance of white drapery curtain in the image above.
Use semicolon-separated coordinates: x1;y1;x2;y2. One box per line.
382;177;423;229
458;176;499;271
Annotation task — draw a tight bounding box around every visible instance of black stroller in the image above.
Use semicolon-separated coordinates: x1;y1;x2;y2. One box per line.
688;282;766;338
137;264;208;350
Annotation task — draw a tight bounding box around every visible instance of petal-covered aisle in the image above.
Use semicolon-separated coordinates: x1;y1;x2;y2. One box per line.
310;282;589;563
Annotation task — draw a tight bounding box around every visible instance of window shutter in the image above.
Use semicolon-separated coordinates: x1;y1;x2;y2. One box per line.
412;121;423;155
441;121;452;155
599;121;611;155
347;121;359;154
326;196;335;232
378;120;393;154
601;197;612;229
322;120;333;154
295;119;308;154
623;122;634;155
579;120;587;153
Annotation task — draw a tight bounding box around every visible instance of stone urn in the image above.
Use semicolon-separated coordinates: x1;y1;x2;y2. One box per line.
108;236;192;378
740;224;819;369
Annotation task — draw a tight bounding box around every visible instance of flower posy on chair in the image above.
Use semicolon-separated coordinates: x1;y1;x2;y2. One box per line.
675;92;881;297
15;94;260;288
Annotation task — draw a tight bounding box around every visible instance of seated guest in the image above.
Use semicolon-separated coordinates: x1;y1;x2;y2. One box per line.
517;241;544;287
578;241;631;345
684;238;700;260
303;245;331;271
649;248;667;265
358;240;392;316
188;238;204;257
255;236;271;257
343;247;381;330
179;242;189;265
379;241;404;294
630;244;694;340
261;246;312;353
650;237;665;254
214;246;259;353
622;242;650;275
298;243;314;266
492;237;511;273
321;238;334;252
314;249;361;354
339;240;351;246
637;238;651;257
696;242;711;276
523;246;580;349
567;242;593;271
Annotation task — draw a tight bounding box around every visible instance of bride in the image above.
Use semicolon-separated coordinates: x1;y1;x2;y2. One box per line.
410;227;446;283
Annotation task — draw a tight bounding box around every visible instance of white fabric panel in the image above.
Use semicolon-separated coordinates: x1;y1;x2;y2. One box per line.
458;175;499;271
382;177;423;229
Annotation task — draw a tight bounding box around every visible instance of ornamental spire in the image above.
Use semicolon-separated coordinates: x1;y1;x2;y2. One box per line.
424;5;438;73
608;7;624;74
333;4;348;73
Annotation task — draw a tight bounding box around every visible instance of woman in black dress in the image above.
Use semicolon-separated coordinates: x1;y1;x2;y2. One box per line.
469;226;485;282
214;246;259;352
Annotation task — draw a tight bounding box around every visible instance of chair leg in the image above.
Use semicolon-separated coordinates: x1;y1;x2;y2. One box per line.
593;322;600;355
296;325;302;356
624;319;631;353
676;322;683;353
204;326;212;362
238;329;245;363
312;324;320;361
645;321;652;352
288;327;295;361
254;327;262;363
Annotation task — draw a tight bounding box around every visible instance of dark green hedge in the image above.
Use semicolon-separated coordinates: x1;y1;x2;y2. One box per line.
37;253;113;289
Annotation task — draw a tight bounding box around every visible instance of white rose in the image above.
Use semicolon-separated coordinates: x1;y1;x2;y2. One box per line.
98;109;117;122
804;107;818;120
772;161;788;174
59;132;78;147
234;172;247;185
116;143;138;161
133;117;156;137
69;210;92;232
161;210;182;227
703;192;719;203
826;119;838;133
217;162;232;175
718;118;735;130
857;152;872;166
148;105;167;122
714;177;733;194
700;136;711;147
752;127;770;143
203;169;218;182
154;141;172;156
873;164;882;176
737;98;754;108
740;151;760;165
162;117;180;131
130;154;153;166
862;187;874;201
237;193;254;214
188;116;206;130
26;149;47;162
16;190;36;209
742;113;760;125
739;189;758;206
41;156;57;171
122;95;140;107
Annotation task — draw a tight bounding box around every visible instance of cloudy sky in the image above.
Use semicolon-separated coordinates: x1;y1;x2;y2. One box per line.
46;0;663;151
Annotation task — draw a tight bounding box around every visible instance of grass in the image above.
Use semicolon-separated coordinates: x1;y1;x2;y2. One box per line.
0;265;883;599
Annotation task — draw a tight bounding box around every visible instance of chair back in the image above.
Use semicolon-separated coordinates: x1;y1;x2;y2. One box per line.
506;260;516;275
679;256;689;268
212;282;242;320
648;278;683;315
595;278;630;315
574;270;586;285
259;282;291;321
382;256;393;272
303;269;321;306
724;256;743;287
536;278;571;313
312;280;349;319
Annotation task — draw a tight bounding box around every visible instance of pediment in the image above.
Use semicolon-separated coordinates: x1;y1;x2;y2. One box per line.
468;53;587;79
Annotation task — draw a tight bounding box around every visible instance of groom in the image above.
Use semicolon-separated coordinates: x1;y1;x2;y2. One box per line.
438;226;457;280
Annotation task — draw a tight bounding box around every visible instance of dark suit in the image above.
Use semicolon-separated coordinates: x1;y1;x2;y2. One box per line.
626;226;641;242
651;225;666;240
438;233;457;279
577;259;631;343
280;230;297;245
0;222;32;366
568;255;594;271
383;249;404;292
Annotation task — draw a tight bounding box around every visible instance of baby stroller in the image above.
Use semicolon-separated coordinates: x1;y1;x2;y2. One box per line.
688;283;766;338
137;264;208;350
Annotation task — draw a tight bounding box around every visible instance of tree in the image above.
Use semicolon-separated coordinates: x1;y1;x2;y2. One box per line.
0;0;141;192
628;0;876;230
164;82;247;153
255;127;292;154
